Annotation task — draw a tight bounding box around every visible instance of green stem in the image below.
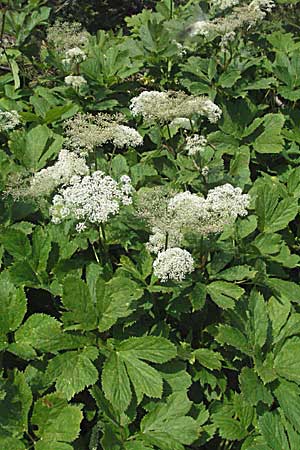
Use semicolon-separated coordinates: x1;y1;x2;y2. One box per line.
170;0;173;19
90;239;100;264
164;232;169;251
166;123;172;141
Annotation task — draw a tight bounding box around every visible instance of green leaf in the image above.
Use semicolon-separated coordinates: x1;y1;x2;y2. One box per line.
62;277;97;331
0;370;32;438
254;114;285;153
189;282;207;311
239;367;273;406
140;392;198;450
96;276;144;332
274;380;300;434
0;229;31;260
32;393;82;443
247;290;269;349
0;437;25;450
215;265;257;281
46;347;99;400
102;336;176;412
207;281;244;309
213;415;247;441
35;442;73;450
193;348;222;370
258;411;290;450
274;337;300;383
216;325;251;355
255;184;298;233
31;226;52;274
10;60;20;90
0;272;26;348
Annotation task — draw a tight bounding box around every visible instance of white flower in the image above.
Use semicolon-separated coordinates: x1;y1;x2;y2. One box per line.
189;20;211;37
146;227;183;254
65;75;87;89
185;134;207;156
29;149;89;198
110;125;143;148
130;90;222;124
64;112;143;153
50;171;133;228
202;166;209;176
153;248;194;282
0;110;20;132
211;0;239;11
63;46;86;65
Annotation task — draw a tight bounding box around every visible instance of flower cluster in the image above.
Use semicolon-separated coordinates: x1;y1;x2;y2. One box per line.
137;184;250;282
62;47;87;66
189;0;275;39
153;248;194;282
65;75;87;89
0;110;20;132
64;113;143;154
130;90;222;124
47;21;89;54
29;150;89;198
185;134;207;156
50;171;133;230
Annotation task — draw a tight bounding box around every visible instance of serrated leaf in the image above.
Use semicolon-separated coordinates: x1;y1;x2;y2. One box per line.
258;411;290;450
247;290;269;349
254;114;285;153
274;337;300;383
97;276;144;332
194;348;222;370
140;392;198;450
0;229;31;259
102;337;176;412
274;380;300;434
35;442;73;450
215;265;257;281
239;367;273;406
0;437;25;450
46;347;99;400
207;281;244;309
213;415;247;440
216;325;251;355
62;277;97;331
32;393;82;443
189;282;207;311
0;272;26;347
0;370;32;438
14;313;91;354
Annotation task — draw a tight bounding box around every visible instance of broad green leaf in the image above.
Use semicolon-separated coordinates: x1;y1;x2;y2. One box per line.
14;313;91;354
193;348;222;370
102;352;132;413
215;265;257;281
97;276;144;332
102;336;176;412
0;229;31;259
254;114;285;153
247;290;268;349
0;272;26;348
213;415;247;441
267;278;300;305
274;380;300;434
62;277;97;331
35;442;73;450
189;282;207;311
0;370;32;438
32;393;82;443
140;392;198;450
207;281;244;309
258;411;290;450
31;226;52;274
239;367;273;406
274;337;300;383
0;437;25;450
46;347;99;400
216;325;251;355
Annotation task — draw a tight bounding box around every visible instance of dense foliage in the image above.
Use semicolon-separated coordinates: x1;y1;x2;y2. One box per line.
1;0;300;449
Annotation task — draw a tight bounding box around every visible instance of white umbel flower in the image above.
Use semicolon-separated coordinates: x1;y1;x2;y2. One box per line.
65;75;87;89
130;90;222;124
146;227;183;254
211;0;239;11
153;248;194;282
29;149;89;198
64;113;143;153
185;134;207;156
63;47;86;65
50;171;132;227
0;110;20;132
